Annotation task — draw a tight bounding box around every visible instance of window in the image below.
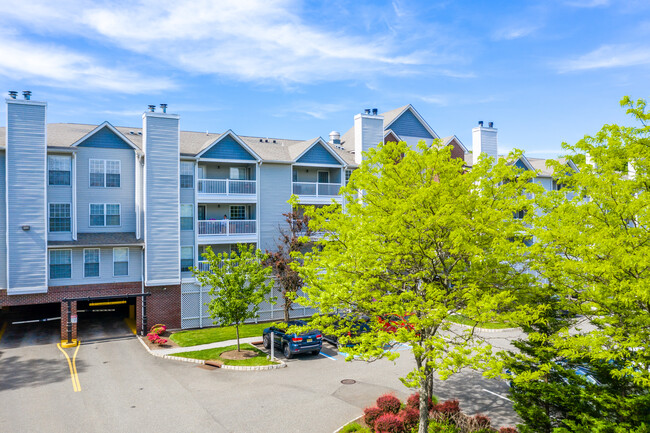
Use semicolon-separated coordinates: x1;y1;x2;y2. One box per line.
514;209;527;220
317;171;330;184
48;155;71;186
50;250;71;279
345;169;353;185
90;204;120;226
113;248;129;276
181;204;193;230
89;159;120;188
181;246;193;272
84;249;100;278
293;170;298;182
552;179;565;191
230;205;245;220
230;167;247;180
181;162;194;188
106;204;121;226
49;203;71;232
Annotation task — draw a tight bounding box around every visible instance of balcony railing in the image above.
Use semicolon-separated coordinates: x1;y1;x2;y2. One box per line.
197;179;256;195
197;219;256;236
197;260;226;272
292;182;342;197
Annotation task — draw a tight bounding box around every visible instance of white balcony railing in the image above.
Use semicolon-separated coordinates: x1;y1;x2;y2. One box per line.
292;182;342;197
197;179;256;195
197;220;256;236
197;260;225;272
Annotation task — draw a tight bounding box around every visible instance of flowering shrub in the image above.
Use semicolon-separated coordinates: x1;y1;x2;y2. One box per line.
406;392;435;411
149;324;167;335
433;399;461;417
398;407;419;431
376;394;402;414
374;413;405;433
499;428;519;433
147;332;168;345
363;406;383;430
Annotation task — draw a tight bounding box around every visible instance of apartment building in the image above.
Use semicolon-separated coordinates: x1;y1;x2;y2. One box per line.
5;92;572;339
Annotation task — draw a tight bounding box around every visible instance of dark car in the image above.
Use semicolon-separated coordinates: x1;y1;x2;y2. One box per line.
322;314;371;347
262;320;322;359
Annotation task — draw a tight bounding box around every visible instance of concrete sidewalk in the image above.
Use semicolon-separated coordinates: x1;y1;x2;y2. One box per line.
153;336;262;356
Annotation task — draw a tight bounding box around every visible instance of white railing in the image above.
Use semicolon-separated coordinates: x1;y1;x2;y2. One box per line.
197;179;256;195
292;182;342;196
197;260;225;272
197;219;256;236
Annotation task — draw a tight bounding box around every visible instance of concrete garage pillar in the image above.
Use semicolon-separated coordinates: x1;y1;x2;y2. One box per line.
60;300;78;342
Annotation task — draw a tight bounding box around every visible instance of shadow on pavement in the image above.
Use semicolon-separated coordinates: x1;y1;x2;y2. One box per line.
0;354;86;392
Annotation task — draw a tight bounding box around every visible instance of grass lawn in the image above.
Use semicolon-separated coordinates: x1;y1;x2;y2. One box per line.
446;314;516;329
170;322;270;347
174;343;278;366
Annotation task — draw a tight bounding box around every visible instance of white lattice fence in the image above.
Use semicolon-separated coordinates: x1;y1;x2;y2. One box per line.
180;281;318;329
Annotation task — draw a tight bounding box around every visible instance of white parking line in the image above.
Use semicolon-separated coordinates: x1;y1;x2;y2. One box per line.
319;352;337;361
481;388;512;402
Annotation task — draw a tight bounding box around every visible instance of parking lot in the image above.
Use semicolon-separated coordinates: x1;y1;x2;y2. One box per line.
0;321;519;433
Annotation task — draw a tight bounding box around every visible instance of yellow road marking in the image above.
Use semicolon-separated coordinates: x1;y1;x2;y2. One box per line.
57;342;82;392
0;322;7;342
124;318;137;335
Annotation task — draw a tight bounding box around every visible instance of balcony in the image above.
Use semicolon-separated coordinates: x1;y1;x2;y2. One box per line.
197;219;257;244
196;260;225;273
197;178;256;203
292;182;343;204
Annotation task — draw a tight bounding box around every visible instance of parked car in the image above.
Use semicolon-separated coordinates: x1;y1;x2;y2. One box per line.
322;314;371;347
262;320;322;359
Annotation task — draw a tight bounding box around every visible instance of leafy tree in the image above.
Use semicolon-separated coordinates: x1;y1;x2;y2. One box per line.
294;140;543;433
528;96;650;430
192;244;273;351
264;200;314;322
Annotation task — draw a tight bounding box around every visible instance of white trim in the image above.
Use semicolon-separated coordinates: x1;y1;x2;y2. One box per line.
113;247;129;277
181;204;194;231
145;278;181;286
70;121;139;150
83;247;101;278
89;203;122;227
72;152;77;240
292;162;342;168
196;130;261;161
293;138;346;166
180;245;194;272
383;105;440;140
442;134;469;153
47;154;72;186
47;202;72;233
515;155;536;172
48;249;72;280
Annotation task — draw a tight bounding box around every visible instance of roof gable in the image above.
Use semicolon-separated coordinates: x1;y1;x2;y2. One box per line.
384;105;438;140
198;131;258;161
74;122;136;150
384;130;400;144
296;139;343;165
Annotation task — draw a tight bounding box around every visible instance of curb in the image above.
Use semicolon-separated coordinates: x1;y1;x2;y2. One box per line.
136;335;286;370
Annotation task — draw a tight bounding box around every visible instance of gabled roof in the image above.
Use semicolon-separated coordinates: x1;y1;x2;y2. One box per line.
527;157;579;177
384;129;401;143
196;130;261;161
71;121;139;151
293;137;346;166
383;104;439;140
440;135;468;153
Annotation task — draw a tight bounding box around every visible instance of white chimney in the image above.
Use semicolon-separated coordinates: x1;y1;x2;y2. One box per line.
354;109;384;164
472;121;498;165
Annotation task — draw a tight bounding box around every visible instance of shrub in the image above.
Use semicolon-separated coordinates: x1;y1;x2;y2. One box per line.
428;421;461;433
147;332;168;345
340;422;371;433
498;428;518;433
406;392;435;411
374;413;405;433
471;414;491;429
376;394;402;414
150;324;167;335
433;399;461;417
364;406;383;430
399;407;419;431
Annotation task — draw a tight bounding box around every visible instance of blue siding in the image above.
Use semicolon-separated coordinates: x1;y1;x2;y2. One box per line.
202;135;255;160
259;164;292;252
6;101;48;294
48;247;142;286
515;159;529;171
0;152;5;289
78;126;133;149
389;109;434;139
297;143;340;165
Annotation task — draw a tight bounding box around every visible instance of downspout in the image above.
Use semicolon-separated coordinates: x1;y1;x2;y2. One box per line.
141;247;145;335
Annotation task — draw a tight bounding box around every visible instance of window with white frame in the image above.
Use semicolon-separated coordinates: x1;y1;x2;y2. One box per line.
181;204;193;230
345;169;353;185
181;246;193;272
317;171;330;184
84;248;100;278
49;203;71;232
89;159;120;188
50;250;71;279
90;204;120;226
230;205;245;220
48;155;71;186
113;247;129;276
180;162;194;188
230;167;247;180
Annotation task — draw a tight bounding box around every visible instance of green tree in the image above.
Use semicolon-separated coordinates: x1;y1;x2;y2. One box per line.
192;244;273;351
528;97;650;430
295;140;543;433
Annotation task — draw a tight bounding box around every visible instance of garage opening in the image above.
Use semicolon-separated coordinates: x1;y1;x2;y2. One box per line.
76;298;134;342
0;303;61;348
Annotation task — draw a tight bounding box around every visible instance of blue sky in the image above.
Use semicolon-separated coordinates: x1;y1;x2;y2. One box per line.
1;0;649;158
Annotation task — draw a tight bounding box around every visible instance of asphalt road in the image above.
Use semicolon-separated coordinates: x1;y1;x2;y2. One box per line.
0;317;520;433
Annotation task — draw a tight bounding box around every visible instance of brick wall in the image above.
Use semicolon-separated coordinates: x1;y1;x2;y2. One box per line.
144;284;181;329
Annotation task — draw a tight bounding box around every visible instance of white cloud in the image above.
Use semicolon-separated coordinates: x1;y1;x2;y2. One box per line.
557;44;650;72
0;35;175;93
274;102;349;120
492;25;539;41
563;0;610;7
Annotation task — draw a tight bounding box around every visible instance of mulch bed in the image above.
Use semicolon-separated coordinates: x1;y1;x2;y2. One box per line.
219;349;258;360
141;331;181;351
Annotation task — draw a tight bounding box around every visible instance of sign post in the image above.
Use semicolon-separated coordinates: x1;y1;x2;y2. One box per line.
270;332;274;361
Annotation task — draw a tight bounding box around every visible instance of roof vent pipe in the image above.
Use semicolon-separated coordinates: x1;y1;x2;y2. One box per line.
148;105;156;112
478;120;483;127
364;108;371;115
22;91;31;100
488;121;494;128
372;108;378;115
8;91;17;99
160;103;167;113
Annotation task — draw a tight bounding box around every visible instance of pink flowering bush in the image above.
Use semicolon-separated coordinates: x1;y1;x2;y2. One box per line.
149;324;167;335
147;332;168;345
374;413;405;433
364;406;383;430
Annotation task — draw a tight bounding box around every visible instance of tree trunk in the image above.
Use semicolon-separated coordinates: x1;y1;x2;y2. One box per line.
415;353;430;433
283;292;291;323
236;325;240;352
